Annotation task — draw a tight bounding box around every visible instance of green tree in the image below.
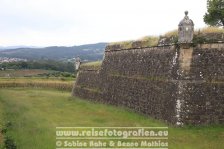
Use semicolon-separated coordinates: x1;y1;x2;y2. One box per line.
204;0;224;27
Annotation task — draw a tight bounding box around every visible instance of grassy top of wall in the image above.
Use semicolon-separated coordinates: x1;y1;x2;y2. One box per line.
80;61;102;70
164;27;224;37
108;36;159;49
106;27;224;51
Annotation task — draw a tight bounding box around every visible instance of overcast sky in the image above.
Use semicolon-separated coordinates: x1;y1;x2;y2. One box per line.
0;0;207;47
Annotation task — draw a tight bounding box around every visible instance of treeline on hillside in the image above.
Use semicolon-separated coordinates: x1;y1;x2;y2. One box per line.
0;43;107;61
0;60;75;73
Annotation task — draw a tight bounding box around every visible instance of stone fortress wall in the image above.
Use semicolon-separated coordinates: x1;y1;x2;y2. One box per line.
72;43;224;125
72;12;224;125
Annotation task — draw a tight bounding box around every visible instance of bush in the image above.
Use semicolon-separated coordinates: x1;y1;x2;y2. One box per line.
4;136;16;149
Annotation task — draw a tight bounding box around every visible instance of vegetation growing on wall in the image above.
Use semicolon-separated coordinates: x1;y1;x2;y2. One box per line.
193;27;224;44
198;26;224;33
80;61;102;70
109;36;159;49
108;27;224;49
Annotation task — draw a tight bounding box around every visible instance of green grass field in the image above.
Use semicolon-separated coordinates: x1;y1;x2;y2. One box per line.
0;88;223;149
0;77;74;84
0;69;75;80
0;69;53;77
0;78;74;92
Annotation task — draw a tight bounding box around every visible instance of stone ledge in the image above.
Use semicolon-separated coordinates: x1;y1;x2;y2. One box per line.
106;42;224;52
196;43;224;49
105;44;176;52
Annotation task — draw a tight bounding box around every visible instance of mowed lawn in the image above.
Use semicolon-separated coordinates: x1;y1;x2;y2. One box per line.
0;88;224;149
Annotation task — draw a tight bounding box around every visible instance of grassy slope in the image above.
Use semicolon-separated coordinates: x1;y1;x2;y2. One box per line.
0;89;223;149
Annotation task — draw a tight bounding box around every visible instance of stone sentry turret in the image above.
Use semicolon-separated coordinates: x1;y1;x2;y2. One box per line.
178;11;194;48
75;56;81;71
177;11;194;76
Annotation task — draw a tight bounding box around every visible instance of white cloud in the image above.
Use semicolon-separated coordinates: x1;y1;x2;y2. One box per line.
0;0;207;46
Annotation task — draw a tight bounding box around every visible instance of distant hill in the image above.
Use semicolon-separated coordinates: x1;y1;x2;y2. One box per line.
0;43;107;61
0;46;42;50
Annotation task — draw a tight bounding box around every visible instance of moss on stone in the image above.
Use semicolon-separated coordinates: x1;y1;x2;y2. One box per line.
80;61;102;70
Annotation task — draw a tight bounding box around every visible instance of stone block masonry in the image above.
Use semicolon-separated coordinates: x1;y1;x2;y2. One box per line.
72;43;224;125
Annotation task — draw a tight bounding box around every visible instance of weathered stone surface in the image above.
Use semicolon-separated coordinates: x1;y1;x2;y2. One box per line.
102;45;177;79
72;43;224;125
178;11;194;44
179;82;224;125
178;47;193;74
